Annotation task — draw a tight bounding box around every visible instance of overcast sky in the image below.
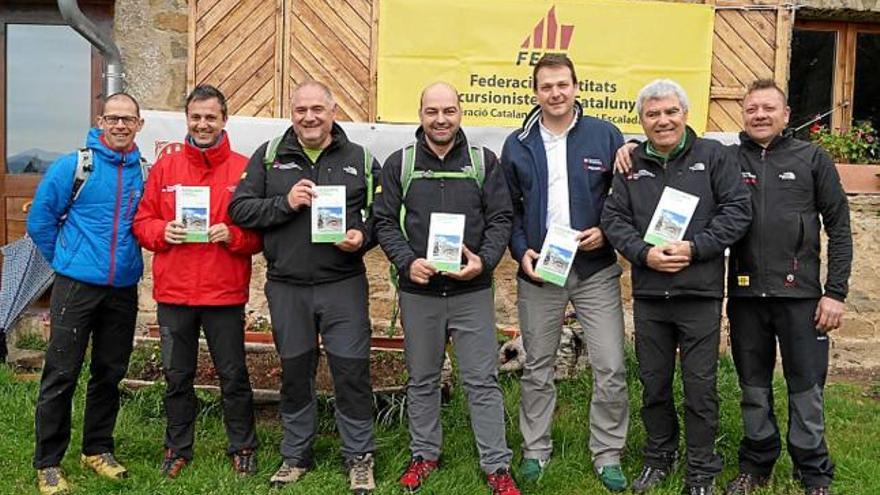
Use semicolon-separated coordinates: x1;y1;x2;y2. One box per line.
6;24;91;158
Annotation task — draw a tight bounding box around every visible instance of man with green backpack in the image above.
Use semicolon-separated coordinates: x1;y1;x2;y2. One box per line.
228;81;379;494
373;82;519;495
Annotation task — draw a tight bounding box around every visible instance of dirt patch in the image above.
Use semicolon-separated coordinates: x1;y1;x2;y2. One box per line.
127;341;408;392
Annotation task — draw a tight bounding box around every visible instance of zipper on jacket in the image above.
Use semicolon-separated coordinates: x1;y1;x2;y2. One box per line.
759;148;767;296
107;157;124;285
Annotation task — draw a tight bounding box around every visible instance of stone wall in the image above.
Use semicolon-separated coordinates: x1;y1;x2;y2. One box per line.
114;0;188;111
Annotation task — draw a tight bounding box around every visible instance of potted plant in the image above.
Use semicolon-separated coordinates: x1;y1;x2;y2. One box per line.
809;121;880;193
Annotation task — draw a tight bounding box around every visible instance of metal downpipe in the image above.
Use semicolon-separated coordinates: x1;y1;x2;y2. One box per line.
57;0;124;95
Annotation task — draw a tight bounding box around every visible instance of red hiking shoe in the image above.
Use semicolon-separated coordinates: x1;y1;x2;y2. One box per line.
487;468;521;495
398;456;439;493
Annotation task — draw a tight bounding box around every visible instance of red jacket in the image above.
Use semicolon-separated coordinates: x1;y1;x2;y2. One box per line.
134;132;261;306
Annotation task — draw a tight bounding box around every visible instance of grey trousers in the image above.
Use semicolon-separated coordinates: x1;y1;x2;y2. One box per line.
517;262;629;468
265;275;375;466
399;288;513;474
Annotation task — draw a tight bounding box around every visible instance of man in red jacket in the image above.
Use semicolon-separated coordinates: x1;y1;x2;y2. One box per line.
134;85;262;478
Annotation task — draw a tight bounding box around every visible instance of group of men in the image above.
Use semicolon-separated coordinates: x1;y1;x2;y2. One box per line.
25;52;851;495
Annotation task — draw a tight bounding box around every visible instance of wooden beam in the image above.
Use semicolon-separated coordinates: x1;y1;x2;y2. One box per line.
274;0;284;117
369;0;379;122
774;5;793;92
710;86;747;99
187;0;197;92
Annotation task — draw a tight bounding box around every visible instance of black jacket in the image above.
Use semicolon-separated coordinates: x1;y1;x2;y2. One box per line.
228;124;379;285
728;133;852;300
373;128;513;296
602;127;752;298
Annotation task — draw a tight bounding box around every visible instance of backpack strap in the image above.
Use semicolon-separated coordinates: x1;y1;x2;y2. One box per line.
139;157;151;183
58;149;93;226
263;135;285;168
361;147;374;222
468;145;486;187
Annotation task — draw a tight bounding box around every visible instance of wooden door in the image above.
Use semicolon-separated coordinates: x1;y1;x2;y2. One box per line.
0;0;111;245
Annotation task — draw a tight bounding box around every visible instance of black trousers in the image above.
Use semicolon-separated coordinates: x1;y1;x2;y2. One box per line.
728;297;833;488
633;297;723;485
33;275;137;468
158;303;257;459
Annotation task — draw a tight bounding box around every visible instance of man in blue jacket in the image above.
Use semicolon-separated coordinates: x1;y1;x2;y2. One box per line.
27;93;146;495
500;53;629;492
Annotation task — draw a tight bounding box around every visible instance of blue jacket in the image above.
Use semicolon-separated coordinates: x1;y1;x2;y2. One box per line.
27;128;145;287
501;102;623;281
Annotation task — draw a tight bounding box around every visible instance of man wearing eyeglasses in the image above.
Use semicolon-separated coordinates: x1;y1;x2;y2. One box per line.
27;93;147;495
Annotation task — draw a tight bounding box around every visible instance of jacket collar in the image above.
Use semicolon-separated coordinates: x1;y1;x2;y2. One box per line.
517;101;583;142
184;131;231;166
277;122;349;161
633;126;697;165
739;129;791;152
415;127;468;160
87;127;143;167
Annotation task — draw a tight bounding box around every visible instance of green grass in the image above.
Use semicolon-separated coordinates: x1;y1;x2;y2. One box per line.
1;349;879;495
14;332;48;352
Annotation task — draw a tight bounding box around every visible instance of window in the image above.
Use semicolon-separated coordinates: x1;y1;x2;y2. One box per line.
5;24;92;174
789;21;880;138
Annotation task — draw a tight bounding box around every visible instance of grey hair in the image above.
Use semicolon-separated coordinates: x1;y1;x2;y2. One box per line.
635;79;689;115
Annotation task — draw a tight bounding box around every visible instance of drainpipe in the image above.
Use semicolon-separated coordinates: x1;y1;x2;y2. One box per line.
57;0;124;95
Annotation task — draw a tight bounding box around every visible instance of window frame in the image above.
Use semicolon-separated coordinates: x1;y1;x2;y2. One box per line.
794;20;880;133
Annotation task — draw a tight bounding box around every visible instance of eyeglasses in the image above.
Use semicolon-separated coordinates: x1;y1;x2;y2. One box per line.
102;115;140;126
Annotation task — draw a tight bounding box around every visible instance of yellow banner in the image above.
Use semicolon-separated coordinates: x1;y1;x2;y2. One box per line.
377;0;715;134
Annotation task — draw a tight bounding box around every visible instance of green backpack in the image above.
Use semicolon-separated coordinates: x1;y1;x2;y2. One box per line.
396;141;487;239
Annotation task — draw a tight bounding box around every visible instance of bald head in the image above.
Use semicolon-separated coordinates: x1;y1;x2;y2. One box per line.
292;80;335;107
418;82;462;156
419;82;460;111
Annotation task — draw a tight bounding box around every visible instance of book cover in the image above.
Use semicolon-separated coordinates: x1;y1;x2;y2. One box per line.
536;224;580;287
426;213;465;272
175;186;210;243
311;185;347;243
644;186;700;246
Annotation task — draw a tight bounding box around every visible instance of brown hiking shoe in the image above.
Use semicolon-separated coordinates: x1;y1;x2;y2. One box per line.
160;449;189;478
725;472;770;494
269;461;310;488
347;453;376;494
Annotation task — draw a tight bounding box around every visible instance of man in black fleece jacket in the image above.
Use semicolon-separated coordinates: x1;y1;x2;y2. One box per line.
373;82;519;495
229;81;379;494
602;79;752;495
723;80;852;495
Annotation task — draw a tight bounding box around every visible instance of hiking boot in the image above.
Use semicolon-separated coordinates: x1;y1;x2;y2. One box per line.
160;449;188;478
37;467;70;495
597;464;628;492
486;468;521;495
519;457;548;483
631;465;671;493
684;485;715;495
804;486;830;495
81;452;128;479
347;453;376;494
231;448;257;476
398;456;439;493
725;472;770;494
269;461;310;488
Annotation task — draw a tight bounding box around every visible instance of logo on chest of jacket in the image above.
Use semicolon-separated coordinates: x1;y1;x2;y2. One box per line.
343;166;358;177
778;171;796;181
625;169;656;181
161;184;182;193
273;162;302;170
226;185;237;192
583;157;606;172
689;162;706;172
741;172;757;185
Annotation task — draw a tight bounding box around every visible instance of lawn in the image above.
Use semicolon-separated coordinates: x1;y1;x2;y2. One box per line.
1;349;878;495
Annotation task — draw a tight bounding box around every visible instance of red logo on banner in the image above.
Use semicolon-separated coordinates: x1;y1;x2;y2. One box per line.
515;7;575;65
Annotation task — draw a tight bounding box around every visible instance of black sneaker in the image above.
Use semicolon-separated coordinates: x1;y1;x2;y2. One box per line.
725;472;769;494
632;465;671;493
684;485;715;495
231;448;257;476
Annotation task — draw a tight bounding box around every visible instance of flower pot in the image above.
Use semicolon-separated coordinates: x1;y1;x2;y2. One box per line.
835;164;880;194
145;323;274;344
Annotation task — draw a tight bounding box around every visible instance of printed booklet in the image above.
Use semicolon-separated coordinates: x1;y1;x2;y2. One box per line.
644;186;700;246
175;186;210;243
537;224;580;287
427;213;465;272
311;185;347;243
